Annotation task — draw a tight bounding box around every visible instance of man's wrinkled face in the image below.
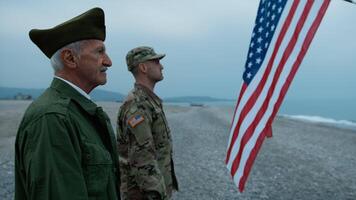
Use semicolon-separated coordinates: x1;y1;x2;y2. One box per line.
76;39;112;89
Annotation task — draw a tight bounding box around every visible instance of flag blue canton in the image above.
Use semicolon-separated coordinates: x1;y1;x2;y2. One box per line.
243;0;287;85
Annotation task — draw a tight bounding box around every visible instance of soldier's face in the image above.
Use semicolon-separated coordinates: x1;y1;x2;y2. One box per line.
146;59;164;82
76;39;112;90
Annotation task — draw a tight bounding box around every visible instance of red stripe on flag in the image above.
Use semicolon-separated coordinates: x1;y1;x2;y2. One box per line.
267;0;331;128
226;83;247;163
235;0;331;191
225;0;300;166
232;0;314;181
229;83;247;132
238;125;268;192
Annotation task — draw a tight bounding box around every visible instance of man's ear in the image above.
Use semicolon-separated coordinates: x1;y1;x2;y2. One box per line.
61;49;78;69
138;63;147;74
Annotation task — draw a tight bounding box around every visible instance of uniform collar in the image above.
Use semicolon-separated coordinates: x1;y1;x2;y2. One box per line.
134;83;162;105
54;76;91;100
50;78;98;115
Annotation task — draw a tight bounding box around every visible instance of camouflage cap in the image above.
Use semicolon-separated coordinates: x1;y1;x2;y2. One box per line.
29;7;106;58
126;46;165;71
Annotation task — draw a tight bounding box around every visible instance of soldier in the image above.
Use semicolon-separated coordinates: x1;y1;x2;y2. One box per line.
117;46;178;200
14;8;120;199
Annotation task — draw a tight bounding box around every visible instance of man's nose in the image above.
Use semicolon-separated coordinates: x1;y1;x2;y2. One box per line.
103;53;112;67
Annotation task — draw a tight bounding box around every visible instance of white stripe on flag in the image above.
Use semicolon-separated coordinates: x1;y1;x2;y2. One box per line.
226;0;330;191
233;0;325;183
227;0;295;170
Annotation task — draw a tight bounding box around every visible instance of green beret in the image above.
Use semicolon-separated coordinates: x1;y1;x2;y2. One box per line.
29;7;106;58
126;46;165;71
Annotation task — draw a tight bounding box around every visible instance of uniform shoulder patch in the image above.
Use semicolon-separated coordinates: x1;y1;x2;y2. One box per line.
128;114;145;128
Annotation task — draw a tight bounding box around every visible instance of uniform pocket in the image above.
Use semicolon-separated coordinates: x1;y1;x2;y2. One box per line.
152;110;170;140
82;142;113;196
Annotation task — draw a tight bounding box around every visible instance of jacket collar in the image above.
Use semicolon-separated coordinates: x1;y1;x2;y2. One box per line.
50;78;98;115
134;83;162;106
54;76;91;100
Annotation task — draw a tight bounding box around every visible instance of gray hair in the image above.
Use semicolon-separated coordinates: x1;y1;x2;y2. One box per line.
50;41;83;72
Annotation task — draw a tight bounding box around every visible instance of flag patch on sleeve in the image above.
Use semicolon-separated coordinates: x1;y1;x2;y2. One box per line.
128;115;144;128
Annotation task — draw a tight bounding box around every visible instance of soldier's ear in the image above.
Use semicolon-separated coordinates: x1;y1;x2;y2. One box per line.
61;49;78;69
138;63;148;74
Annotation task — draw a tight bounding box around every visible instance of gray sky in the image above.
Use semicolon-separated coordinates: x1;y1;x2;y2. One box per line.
0;0;355;100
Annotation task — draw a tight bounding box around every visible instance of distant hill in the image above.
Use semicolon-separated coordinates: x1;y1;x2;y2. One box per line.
0;87;233;104
90;89;124;102
0;87;125;102
164;96;232;103
0;87;44;100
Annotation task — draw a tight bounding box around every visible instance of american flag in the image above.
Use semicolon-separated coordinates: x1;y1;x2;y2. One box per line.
226;0;330;192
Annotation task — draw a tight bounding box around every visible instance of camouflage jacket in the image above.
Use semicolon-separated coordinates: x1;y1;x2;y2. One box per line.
117;84;178;200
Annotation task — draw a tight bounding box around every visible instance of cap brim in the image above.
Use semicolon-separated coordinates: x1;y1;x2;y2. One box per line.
149;54;165;60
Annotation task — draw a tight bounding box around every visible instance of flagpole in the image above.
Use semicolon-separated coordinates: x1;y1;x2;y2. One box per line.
342;0;356;5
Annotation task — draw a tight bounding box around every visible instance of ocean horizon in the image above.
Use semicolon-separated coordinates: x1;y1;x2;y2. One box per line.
165;98;356;130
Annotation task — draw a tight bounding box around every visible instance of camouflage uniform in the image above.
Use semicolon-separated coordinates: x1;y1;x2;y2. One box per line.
117;84;178;200
117;47;178;200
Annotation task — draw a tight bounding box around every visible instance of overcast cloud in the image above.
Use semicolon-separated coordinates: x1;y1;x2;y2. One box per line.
0;0;355;101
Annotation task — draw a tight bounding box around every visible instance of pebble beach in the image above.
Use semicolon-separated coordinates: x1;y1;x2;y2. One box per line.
1;100;355;200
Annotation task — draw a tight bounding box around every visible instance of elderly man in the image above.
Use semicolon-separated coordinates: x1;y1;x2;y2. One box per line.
14;8;120;199
117;46;178;200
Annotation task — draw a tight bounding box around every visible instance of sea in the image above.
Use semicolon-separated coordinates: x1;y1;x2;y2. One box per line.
280;98;356;131
165;98;356;131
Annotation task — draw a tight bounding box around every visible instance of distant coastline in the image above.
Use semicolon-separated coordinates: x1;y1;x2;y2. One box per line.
164;96;232;103
1;86;355;123
0;86;233;104
0;86;125;102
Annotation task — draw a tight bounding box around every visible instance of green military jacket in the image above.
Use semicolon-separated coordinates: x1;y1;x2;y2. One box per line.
117;84;178;200
15;78;120;200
